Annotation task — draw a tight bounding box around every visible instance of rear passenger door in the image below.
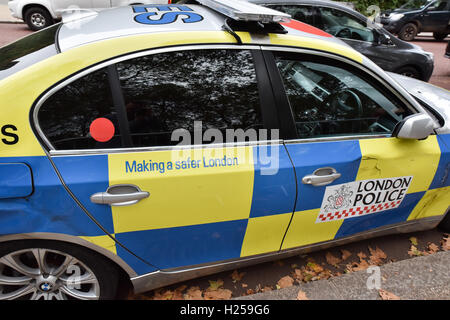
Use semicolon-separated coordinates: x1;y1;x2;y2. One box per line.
36;47;297;272
262;49;445;250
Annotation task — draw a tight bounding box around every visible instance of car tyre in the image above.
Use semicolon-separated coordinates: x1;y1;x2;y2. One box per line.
0;240;120;300
24;7;53;31
398;23;418;41
433;32;448;41
395;66;421;80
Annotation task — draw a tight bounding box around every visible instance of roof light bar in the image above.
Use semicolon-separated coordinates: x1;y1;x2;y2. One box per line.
196;0;291;24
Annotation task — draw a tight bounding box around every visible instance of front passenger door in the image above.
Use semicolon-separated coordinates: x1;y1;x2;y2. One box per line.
265;50;444;250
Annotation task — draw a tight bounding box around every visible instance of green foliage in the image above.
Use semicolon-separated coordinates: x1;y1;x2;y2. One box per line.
335;0;410;15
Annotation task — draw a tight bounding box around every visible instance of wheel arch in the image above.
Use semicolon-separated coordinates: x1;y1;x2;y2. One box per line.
0;232;137;279
395;64;424;81
22;3;56;20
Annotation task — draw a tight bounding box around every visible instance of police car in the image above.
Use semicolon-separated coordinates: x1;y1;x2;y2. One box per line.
0;0;449;300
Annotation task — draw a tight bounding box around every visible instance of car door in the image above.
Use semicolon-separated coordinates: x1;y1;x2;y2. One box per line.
52;0;93;13
261;48;447;250
421;0;450;32
35;47;297;273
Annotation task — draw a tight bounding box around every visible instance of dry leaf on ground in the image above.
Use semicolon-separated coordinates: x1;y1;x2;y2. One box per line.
325;252;341;266
368;246;387;265
427;243;439;254
208;279;224;291
379;289;400;300
231;270;245;283
297;290;309;300
408;245;423;257
184;286;203;300
341;249;352;261
204;288;232;300
409;236;418;246
277;275;294;289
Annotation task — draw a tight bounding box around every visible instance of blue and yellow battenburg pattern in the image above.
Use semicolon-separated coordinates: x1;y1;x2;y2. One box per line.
45;134;450;275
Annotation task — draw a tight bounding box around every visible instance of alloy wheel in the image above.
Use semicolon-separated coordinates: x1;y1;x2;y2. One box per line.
0;248;100;300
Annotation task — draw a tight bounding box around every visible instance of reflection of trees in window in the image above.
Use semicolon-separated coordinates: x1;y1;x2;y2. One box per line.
39;68;115;149
116;49;262;147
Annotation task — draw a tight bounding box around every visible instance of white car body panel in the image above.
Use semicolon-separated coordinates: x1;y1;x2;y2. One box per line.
8;0;169;21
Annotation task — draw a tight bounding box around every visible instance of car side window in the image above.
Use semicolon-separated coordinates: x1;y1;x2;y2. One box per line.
115;49;263;148
316;7;375;42
38;67;121;150
38;49;264;150
267;5;315;25
273;52;411;139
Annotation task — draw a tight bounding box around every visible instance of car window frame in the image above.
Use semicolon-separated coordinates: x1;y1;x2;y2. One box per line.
260;46;421;143
32;44;284;155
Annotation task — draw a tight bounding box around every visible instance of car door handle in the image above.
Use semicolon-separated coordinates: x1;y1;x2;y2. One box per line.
302;167;341;186
90;184;149;206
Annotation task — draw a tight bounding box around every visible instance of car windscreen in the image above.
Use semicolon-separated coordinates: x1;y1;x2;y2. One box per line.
400;0;433;9
0;23;60;81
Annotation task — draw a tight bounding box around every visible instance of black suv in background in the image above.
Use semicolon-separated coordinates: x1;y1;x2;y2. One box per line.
249;0;435;81
381;0;450;41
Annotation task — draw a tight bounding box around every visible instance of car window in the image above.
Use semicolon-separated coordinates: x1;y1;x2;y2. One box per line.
0;23;59;81
38;67;120;150
316;7;374;42
273;52;411;139
115;49;263;148
38;49;264;150
267;5;315;25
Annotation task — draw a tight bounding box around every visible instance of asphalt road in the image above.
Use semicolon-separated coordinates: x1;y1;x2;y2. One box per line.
0;23;449;299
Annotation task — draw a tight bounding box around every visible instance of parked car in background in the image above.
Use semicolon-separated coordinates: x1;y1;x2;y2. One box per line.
446;40;450;57
381;0;450;41
7;0;171;30
249;0;435;81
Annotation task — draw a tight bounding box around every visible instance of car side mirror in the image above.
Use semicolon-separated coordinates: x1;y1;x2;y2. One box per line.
392;114;436;140
373;29;392;45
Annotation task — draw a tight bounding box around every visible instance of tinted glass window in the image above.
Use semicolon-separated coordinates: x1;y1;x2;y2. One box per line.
274;53;411;139
0;24;59;81
268;5;315;25
38;49;264;150
116;49;263;147
39;68;120;150
316;8;374;42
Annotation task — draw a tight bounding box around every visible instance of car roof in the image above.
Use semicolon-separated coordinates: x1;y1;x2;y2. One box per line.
56;4;350;52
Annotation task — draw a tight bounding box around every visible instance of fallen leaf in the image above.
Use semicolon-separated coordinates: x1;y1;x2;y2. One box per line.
409;236;418;246
241;283;248;288
297;290;309;300
277;275;294;289
427;243;439;254
153;289;174;300
246;289;255;295
261;286;273;293
379;289;400;300
231;270;245;283
408;245;423;257
307;262;324;273
184;286;203;300
357;251;367;260
325;252;341;266
293;268;304;282
208;279;224;291
341;249;352;261
291;264;298;269
368;246;387;265
204;288;232;300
